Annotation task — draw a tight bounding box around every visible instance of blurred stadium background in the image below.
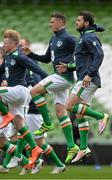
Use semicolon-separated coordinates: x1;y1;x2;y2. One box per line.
0;0;112;167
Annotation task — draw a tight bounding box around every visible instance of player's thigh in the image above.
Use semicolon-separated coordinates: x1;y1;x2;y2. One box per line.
71;81;97;106
8;103;26;119
40;74;71;93
66;81;83;109
0;86;28;105
31;83;46;97
80;82;98;105
53;88;70;106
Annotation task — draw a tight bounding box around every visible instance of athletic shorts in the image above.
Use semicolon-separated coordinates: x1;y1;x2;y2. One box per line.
0;115;17;138
39;73;72;105
25;114;46;139
0;85;32;118
71;81;98;105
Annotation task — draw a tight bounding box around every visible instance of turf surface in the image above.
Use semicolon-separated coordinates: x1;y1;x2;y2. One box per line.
0;165;112;179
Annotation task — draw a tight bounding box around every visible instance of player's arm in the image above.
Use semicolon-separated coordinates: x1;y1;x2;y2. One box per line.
56;61;76;74
0;62;5;75
23;44;51;64
82;36;103;88
16;54;48;78
84;36;104;77
67;61;76;71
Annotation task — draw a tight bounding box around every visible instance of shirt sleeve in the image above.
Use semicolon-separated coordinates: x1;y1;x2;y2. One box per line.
84;36;104;77
0;62;5;76
15;54;48;79
28;44;51;63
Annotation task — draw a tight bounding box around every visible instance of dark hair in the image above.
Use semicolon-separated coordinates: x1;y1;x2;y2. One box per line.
79;11;94;26
51;12;67;24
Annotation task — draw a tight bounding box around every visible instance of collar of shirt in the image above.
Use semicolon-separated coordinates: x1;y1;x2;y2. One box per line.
54;28;66;36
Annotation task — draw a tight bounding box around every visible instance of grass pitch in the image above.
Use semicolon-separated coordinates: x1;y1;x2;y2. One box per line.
0;165;112;179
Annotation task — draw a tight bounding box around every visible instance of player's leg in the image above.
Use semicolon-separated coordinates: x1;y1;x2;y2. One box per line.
4;85;43;164
41;141;65;174
72;115;91;163
25;113;65;174
31;77;53;130
66;82;99;162
0;87;15;128
0;125;34;170
50;75;79;163
0;152;10;173
48;75;79;163
13;115;42;164
0;134;12;173
33;74;74;136
67;81;109;135
72;104;109;135
56;103;79;164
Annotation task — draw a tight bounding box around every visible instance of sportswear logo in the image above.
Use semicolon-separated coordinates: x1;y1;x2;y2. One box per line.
57;41;62;47
10;59;16;65
93;41;96;46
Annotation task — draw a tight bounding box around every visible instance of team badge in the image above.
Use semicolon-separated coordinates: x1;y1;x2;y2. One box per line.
57;41;62;47
93;41;96;46
10;59;16;65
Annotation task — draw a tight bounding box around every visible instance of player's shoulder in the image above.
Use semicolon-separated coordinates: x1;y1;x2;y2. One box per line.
12;48;21;56
12;48;24;59
82;32;94;43
12;50;19;56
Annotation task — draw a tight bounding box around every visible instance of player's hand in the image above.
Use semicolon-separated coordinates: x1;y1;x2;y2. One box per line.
56;62;67;74
82;75;92;88
1;80;8;86
22;47;32;55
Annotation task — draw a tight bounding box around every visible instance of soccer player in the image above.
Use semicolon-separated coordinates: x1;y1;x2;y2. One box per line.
23;74;65;175
18;38;65;175
22;12;79;163
0;29;47;129
56;11;109;163
0;29;49;166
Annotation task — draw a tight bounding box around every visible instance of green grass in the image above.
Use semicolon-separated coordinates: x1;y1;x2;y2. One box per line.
1;165;112;179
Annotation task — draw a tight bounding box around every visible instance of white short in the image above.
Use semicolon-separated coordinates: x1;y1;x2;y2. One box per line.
0;115;17;138
71;81;98;105
25;114;46;139
0;85;32;118
39;73;72;105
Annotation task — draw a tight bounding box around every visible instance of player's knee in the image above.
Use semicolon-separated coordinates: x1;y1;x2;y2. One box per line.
56;110;63;118
30;83;45;96
36;137;45;147
76;114;84;119
66;104;73;112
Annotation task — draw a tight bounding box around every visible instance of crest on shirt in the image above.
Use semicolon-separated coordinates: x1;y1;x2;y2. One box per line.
10;59;16;65
57;41;62;47
93;41;96;46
